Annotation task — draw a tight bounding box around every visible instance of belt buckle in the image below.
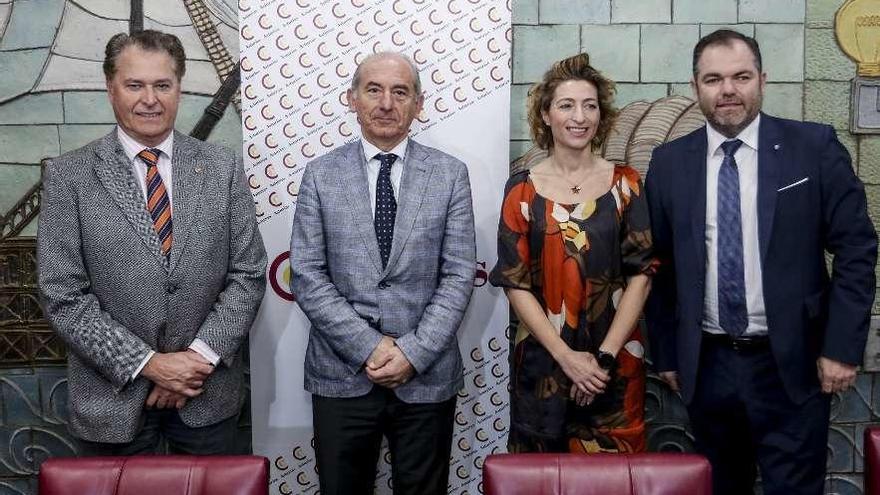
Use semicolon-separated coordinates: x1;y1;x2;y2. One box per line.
730;338;744;352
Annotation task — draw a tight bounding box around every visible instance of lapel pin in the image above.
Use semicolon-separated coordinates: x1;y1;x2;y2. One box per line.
773;144;781;151
194;166;203;173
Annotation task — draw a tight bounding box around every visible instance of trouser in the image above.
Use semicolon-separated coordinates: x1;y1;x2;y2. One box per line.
312;386;457;495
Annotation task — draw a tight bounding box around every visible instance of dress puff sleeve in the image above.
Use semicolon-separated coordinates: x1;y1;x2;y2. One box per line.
489;171;535;290
613;166;659;277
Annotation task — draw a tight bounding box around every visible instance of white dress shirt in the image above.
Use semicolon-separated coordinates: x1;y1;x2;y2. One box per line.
702;116;768;336
117;127;221;379
361;138;408;218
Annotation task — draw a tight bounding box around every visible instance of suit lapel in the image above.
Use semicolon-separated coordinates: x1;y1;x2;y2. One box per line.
688;127;709;276
384;140;430;274
342;141;384;273
169;132;207;272
93;132;169;268
757;113;782;264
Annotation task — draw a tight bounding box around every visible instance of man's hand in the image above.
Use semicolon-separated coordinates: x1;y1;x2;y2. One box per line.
366;345;415;388
145;385;188;409
140;351;213;397
659;371;680;393
366;336;396;371
817;356;857;394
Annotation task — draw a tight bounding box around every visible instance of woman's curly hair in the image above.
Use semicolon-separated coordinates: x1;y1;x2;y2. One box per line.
527;53;618;151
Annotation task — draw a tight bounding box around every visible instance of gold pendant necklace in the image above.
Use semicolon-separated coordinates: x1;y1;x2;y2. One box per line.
551;157;592;194
566;176;590;194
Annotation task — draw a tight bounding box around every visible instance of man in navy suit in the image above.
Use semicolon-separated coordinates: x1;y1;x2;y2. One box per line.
645;29;877;494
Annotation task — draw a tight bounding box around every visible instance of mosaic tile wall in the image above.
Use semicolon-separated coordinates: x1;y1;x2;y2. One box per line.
2;0;880;494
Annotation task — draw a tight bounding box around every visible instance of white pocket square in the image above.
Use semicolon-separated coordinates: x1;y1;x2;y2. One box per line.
777;177;809;192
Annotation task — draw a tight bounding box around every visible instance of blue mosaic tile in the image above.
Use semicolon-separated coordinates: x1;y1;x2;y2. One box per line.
0;0;63;50
0;93;62;125
828;425;856;473
27;424;76;468
0;49;50;102
0;165;41;216
540;0;610;24
512;0;538;24
0;478;33;495
646;424;695;453
509;84;529;141
645;374;691;424
832;374;873;423
37;370;67;427
62;92;115;124
826;474;864;495
0;126;58;164
872;374;880;419
0;426;34;477
510;140;534;163
0;375;41;426
854;422;872;473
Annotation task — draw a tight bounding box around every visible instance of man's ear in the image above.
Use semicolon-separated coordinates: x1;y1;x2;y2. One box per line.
346;88;356;111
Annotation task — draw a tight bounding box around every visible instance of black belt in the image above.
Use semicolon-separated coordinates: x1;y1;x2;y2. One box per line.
702;332;770;352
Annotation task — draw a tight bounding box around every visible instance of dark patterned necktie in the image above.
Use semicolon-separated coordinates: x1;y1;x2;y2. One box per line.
137;148;173;256
374;153;398;268
717;139;747;337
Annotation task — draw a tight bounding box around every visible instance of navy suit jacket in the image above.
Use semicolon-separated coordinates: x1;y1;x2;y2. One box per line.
645;113;877;404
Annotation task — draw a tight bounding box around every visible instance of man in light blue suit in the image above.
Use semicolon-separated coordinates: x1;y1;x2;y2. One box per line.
289;52;476;495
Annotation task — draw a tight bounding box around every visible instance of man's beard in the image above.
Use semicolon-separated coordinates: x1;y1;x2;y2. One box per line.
703;95;762;138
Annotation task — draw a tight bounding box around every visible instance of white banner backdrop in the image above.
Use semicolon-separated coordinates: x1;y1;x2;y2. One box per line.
241;1;511;493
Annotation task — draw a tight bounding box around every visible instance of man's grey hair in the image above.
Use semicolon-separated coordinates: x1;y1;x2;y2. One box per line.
350;52;422;94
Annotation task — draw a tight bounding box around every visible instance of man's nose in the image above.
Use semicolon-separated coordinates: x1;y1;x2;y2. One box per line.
379;91;394;109
721;78;736;94
142;87;158;105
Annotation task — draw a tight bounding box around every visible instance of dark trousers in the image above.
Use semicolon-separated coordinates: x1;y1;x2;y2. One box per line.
312;386;457;495
688;336;830;495
78;409;239;456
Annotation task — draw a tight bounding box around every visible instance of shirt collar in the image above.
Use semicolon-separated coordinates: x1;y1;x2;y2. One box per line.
361;137;408;164
118;126;174;163
706;113;760;157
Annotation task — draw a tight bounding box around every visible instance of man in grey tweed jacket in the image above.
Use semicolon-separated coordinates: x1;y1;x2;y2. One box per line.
37;30;266;455
290;52;476;494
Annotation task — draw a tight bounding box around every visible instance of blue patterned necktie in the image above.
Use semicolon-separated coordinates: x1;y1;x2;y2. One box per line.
717;139;747;337
374;153;398;268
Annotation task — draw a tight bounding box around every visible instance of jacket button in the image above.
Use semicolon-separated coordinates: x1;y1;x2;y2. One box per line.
378;281;389;289
167;283;179;294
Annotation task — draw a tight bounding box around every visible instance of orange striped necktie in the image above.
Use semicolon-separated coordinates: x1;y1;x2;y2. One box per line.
137;148;173;256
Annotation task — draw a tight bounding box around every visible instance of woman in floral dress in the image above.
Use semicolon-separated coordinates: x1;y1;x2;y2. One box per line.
489;53;658;453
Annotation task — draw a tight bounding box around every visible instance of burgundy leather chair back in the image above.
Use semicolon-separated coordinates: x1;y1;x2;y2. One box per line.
866;427;880;495
39;455;269;495
482;453;711;495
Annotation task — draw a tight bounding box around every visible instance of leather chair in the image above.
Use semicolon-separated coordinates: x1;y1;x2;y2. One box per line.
866;427;880;495
482;453;711;495
39;455;269;495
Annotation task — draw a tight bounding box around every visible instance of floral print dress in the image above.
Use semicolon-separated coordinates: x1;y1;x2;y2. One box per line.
489;165;658;454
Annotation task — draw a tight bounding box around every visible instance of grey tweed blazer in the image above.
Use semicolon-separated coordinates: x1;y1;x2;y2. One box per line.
37;130;267;443
290;139;476;403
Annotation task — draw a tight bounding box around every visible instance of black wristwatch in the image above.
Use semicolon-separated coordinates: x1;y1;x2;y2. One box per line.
596;351;617;371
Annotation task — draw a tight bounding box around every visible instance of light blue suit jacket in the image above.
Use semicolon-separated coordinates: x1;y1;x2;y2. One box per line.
290;139;476;403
